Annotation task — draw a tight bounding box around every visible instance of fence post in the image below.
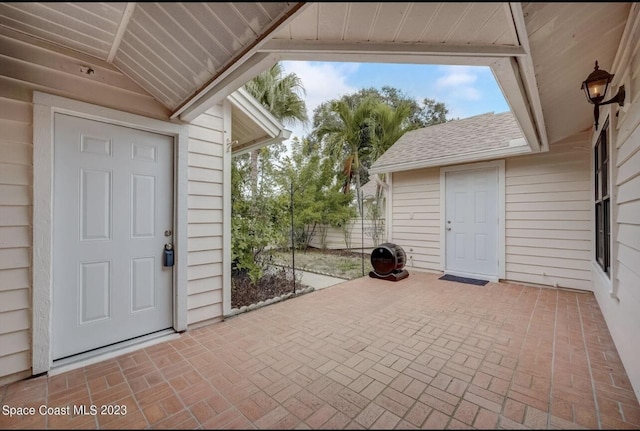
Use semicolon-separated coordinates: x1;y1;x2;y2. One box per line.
361;189;364;276
290;179;296;293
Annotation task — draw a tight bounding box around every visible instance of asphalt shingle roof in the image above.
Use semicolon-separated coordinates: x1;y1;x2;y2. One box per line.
370;111;524;172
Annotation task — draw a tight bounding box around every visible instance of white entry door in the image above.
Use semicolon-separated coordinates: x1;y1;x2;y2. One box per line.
445;167;499;280
52;113;174;360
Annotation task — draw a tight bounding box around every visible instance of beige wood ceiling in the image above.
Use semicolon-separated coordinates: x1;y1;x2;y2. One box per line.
522;2;631;144
0;2;298;110
0;2;632;146
273;2;518;46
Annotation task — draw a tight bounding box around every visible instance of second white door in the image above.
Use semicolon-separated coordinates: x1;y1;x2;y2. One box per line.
445;166;499;280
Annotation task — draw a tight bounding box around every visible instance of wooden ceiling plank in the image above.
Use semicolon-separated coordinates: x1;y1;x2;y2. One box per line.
344;3;378;41
131;5;201;80
317;2;349;40
280;3;318;40
113;49;183;109
231;2;273;35
5;2;114;42
120;27;193;92
43;2;121;28
116;40;189;101
140;3;209;77
0;4;110;57
158;3;224;68
0;29;149;96
214;3;259;50
370;3;410;42
441;3;474;44
107;2;135;63
260;39;526;58
173;3;309;121
421;2;469;43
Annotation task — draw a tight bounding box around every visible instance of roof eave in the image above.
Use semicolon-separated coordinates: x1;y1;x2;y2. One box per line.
369;145;531;175
232;131;292;157
227;87;292;154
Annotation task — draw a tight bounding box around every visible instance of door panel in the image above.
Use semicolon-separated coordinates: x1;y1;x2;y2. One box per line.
445;167;498;278
53;113;174;359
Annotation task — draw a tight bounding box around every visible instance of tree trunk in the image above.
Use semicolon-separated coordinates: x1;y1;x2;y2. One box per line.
250;149;259;199
355;168;363;219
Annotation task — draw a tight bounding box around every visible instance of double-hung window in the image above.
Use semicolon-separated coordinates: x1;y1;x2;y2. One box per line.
594;119;610;275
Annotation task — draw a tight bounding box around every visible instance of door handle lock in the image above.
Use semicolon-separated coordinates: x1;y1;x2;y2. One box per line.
163;243;174;267
447;227;452;231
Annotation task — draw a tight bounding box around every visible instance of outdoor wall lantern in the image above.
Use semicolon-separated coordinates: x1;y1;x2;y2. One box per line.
581;60;625;130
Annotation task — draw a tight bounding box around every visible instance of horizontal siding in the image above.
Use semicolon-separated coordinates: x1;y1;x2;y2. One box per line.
388;134;592;287
391;167;441;271
187;106;225;326
595;5;640;400
505;132;592;289
0;95;32;381
0;28;167;384
188;236;222;252
0;27;168;120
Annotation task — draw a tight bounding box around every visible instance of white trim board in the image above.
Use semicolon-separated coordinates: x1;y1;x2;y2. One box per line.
439;160;506;282
222;100;233;317
32;92;189;374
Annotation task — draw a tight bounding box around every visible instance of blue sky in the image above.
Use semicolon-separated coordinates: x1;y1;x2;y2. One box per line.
280;61;510;141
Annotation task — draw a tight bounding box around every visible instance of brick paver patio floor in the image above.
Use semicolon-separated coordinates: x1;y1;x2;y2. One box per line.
2;272;639;429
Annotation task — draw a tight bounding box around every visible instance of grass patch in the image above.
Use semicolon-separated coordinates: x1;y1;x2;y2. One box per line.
271;247;371;280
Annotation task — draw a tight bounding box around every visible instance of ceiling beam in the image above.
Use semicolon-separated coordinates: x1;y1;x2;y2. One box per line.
260;39;527;58
171;2;309;121
509;2;548;151
491;57;542;153
178;52;279;123
107;2;135;64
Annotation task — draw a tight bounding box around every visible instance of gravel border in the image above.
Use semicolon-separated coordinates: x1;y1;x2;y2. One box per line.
224;285;315;319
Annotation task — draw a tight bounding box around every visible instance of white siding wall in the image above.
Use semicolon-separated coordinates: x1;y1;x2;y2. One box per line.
0;29;225;383
187;108;225;326
0;29;169;385
505;133;592;290
389;137;592;290
0;95;32;385
391;168;441;271
594;4;640;399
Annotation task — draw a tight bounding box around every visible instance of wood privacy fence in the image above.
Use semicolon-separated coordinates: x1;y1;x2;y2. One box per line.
307;218;385;251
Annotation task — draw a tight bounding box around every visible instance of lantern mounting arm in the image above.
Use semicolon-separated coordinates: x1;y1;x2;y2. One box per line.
600;85;625;107
593;85;625;130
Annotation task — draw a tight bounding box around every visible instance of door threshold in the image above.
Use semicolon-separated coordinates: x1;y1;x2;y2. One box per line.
50;329;179;376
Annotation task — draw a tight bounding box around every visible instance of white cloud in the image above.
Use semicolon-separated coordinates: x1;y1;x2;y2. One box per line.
435;65;483;102
435;68;477;88
451;86;482;101
431;65;490;118
280;61;358;140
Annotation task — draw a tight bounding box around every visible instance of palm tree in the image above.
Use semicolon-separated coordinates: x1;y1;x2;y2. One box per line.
243;62;308;197
368;101;414;200
315;97;380;217
244;63;308;125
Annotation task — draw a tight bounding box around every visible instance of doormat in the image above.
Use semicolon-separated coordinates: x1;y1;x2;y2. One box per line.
439;274;489;286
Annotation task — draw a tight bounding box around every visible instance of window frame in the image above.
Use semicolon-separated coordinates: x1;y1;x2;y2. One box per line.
594;118;611;276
